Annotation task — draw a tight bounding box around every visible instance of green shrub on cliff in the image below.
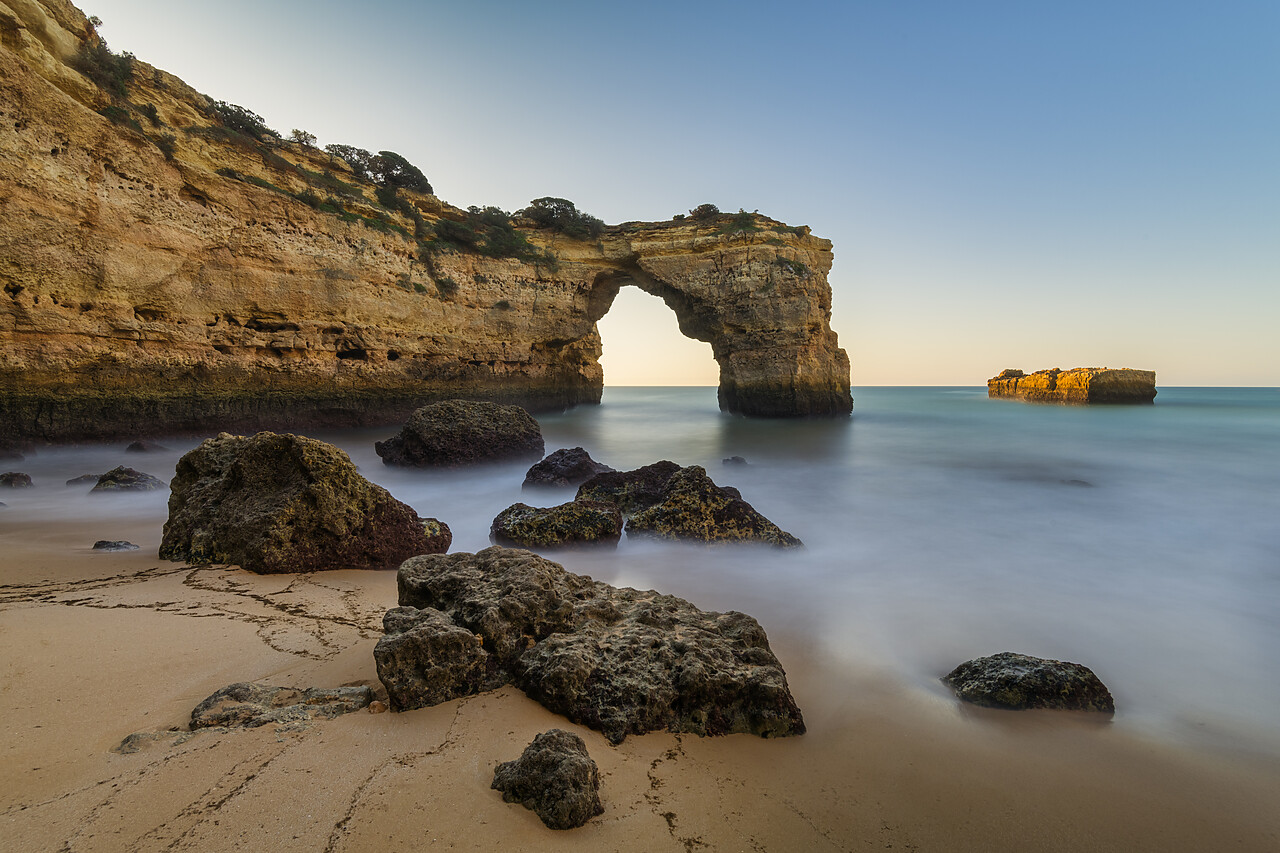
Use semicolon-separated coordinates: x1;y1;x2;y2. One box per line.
376;151;433;195
210;101;277;142
520;197;605;240
689;203;720;220
73;38;134;98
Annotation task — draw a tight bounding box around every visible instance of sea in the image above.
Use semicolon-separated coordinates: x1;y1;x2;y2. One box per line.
4;386;1278;757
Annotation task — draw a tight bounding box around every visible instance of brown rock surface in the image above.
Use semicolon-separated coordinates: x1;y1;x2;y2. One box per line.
987;368;1156;404
0;1;851;441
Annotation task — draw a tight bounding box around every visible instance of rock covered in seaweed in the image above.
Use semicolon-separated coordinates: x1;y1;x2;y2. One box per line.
0;472;33;488
375;400;544;467
522;447;615;489
489;500;623;549
190;682;373;728
575;460;682;514
378;546;806;743
626;465;801;547
90;466;166;493
160;431;449;573
92;540;139;551
492;729;603;830
942;652;1115;712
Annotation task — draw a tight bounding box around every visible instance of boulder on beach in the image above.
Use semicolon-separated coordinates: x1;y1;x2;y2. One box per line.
490;500;623;549
92;540;139;552
492;729;604;830
522;447;615;489
0;472;33;488
375;546;806;743
190;682;373;729
626;465;802;547
375;607;494;711
160;431;450;574
375;400;544;467
942;651;1115;712
575;460;682;514
90;466;166;493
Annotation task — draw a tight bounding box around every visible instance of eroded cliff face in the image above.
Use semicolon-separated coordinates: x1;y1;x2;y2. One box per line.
0;0;851;440
988;368;1156;404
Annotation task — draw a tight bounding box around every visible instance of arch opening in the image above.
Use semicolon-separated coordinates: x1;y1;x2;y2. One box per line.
595;285;719;386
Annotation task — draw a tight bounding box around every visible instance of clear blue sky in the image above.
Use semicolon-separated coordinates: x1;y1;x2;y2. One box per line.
84;0;1279;385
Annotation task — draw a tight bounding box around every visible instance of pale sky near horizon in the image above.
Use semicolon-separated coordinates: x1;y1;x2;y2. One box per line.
81;0;1278;386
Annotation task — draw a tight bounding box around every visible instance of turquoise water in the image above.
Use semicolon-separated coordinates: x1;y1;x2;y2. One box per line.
5;386;1278;755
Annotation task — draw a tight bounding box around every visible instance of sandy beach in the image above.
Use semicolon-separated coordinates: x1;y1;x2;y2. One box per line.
3;512;1278;853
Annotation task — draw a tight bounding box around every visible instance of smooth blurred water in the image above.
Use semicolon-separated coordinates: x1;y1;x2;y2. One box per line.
4;386;1278;754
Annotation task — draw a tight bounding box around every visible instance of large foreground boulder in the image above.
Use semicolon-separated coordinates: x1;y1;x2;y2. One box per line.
492;730;603;830
490;500;623;549
374;546;806;743
375;400;544;467
942;652;1115;712
160;432;449;573
626;465;802;547
523;447;615;489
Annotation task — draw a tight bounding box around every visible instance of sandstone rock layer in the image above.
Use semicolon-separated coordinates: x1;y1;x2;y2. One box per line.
988;368;1156;404
0;1;851;440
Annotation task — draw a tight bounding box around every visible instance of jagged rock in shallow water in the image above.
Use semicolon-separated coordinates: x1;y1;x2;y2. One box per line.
190;682;373;729
375;607;495;711
490;501;623;549
382;546;806;743
988;368;1156;404
575;460;682;514
90;466;166;493
66;473;100;487
376;400;544;467
492;729;603;830
522;447;615;489
723;455;749;466
126;440;170;453
626;466;801;547
942;652;1115;712
160;431;449;573
92;540;139;551
0;472;33;488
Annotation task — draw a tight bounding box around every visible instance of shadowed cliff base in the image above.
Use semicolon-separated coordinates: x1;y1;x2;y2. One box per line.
0;1;851;440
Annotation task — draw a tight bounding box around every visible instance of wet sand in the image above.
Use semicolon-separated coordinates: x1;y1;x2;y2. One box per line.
2;519;1279;852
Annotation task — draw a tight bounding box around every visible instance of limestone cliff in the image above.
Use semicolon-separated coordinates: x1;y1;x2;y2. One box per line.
988;368;1156;404
0;0;851;440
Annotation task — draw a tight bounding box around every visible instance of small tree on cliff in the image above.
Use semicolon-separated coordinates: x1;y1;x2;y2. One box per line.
375;151;433;195
520;197;605;240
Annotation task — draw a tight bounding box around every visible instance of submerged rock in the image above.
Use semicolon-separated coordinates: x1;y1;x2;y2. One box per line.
126;440;170;453
375;400;544;467
626;466;802;547
490;500;622;549
66;473;101;487
723;455;749;466
492;729;603;830
92;540;139;551
942;652;1115;712
523;447;615;489
90;466;166;493
377;546;806;743
160;431;449;573
575;460;682;514
190;682;373;729
0;472;33;488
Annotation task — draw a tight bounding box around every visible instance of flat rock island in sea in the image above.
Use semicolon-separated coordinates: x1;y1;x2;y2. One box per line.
988;368;1156;404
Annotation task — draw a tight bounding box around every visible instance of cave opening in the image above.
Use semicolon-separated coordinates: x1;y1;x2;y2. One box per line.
595;285;718;387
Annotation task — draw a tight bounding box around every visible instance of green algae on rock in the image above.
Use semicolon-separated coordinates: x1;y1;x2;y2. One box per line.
490;500;622;549
626;465;802;547
375;400;545;467
160;431;449;573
